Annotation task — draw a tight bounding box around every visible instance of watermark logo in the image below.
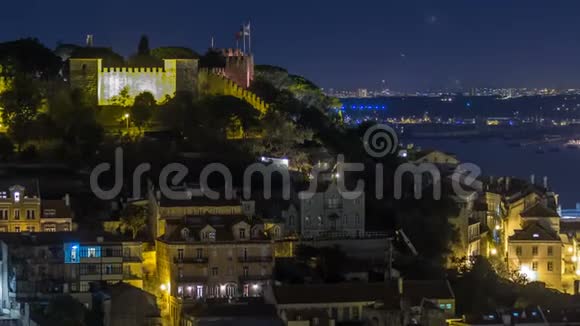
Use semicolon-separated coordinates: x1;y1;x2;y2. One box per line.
89;124;482;202
363;124;399;158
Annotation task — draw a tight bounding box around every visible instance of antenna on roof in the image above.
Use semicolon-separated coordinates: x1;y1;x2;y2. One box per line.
86;34;94;47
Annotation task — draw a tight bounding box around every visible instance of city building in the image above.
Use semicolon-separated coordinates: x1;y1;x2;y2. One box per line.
155;215;275;325
180;302;281;326
265;280;455;326
412;149;459;166
297;181;365;238
0;179;73;233
508;222;563;289
147;182;255;239
0;232;144;315
105;282;162;326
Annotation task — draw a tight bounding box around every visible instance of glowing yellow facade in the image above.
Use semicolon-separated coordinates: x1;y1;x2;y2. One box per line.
99;60;177;105
70;58;197;106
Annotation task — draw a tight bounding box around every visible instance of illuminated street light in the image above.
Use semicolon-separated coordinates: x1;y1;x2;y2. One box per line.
160;283;166;291
490;248;498;255
124;113;130;131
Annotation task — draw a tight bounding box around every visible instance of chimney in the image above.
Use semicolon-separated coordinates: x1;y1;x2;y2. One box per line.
530;174;535;185
156;190;161;201
543;176;548;189
505;177;510;192
97;236;104;243
64;193;70;207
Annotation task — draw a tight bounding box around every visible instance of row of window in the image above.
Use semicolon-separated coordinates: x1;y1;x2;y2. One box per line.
515;246;554;256
303;214;361;227
177;266;267;278
6;224;70;233
79;263;123;275
525;261;555;272
176;247;269;259
0;209;37;220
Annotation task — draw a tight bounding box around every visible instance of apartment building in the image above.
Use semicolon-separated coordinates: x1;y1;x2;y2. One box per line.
0;232;144;312
0;179;73;233
156;215;275;324
147;182;255;239
508;222;563;289
297;182;365;238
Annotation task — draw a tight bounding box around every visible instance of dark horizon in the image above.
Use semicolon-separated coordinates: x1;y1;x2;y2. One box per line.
2;0;580;91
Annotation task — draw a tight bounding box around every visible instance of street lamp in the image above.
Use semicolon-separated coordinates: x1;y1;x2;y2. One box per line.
124;113;130;131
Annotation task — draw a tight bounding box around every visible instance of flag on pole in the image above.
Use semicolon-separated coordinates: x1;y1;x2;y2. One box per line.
243;22;251;36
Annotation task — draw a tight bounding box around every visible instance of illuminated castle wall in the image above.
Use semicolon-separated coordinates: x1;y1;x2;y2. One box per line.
198;67;268;114
70;49;258;108
70;58;197;105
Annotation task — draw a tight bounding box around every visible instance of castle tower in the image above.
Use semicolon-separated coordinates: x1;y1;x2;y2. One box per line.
174;59;199;94
221;48;254;89
69;58;101;106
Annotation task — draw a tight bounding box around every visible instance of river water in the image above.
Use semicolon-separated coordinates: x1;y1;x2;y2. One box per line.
408;138;580;208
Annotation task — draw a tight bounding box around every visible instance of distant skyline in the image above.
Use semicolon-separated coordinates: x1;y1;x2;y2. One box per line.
1;0;580;91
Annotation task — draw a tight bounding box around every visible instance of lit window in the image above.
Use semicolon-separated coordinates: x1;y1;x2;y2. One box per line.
14;226;20;232
547;261;554;271
88;248;96;258
532;233;539;238
13;192;20;203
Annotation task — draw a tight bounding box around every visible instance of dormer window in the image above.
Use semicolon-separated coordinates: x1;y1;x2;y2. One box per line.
239;228;246;239
0;192;6;199
13;192;20;203
532;233;540;238
181;228;190;240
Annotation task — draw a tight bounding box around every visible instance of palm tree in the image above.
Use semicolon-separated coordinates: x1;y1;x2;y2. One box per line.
120;204;148;239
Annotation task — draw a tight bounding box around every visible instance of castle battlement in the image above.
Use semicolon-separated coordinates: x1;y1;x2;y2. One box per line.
102;67;167;73
197;68;269;114
221;48;246;57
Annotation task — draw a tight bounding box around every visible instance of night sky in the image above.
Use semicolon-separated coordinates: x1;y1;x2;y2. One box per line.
2;0;580;91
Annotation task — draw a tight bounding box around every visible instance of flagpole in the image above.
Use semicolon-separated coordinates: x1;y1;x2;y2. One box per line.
242;24;246;53
248;21;251;54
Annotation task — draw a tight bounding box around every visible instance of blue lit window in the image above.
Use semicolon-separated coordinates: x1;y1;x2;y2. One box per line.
64;243;80;264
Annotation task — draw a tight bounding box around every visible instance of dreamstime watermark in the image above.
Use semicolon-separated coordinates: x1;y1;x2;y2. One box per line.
89;124;483;202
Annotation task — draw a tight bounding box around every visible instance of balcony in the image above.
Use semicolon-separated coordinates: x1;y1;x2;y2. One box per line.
239;274;272;282
173;257;209;264
122;273;142;280
177;275;208;283
123;256;143;263
237;256;273;263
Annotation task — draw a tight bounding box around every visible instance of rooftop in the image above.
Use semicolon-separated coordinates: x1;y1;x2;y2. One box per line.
520;202;560;218
0;231;137;246
509;222;561;242
273;280;454;306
